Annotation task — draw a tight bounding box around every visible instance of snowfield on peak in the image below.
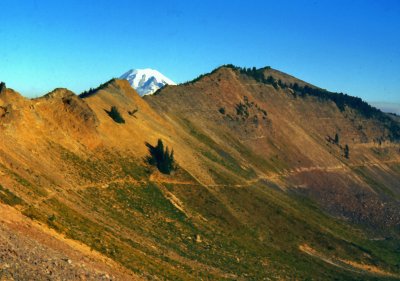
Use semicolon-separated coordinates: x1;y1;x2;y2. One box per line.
120;68;176;96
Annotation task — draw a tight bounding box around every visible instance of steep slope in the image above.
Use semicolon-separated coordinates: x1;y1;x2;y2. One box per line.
0;204;138;280
120;68;176;96
146;65;400;229
0;67;400;280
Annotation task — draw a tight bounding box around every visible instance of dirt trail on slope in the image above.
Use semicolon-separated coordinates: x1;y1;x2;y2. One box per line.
146;160;400;189
299;244;400;278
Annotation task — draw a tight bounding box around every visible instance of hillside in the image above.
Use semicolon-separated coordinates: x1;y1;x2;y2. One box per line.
0;66;400;280
146;65;400;228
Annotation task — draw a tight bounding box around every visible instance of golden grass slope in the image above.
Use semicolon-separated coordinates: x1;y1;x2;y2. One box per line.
0;66;400;279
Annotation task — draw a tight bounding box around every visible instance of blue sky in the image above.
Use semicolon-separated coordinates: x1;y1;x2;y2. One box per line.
0;0;399;105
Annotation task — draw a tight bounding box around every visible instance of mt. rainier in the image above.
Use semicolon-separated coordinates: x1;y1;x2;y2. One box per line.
120;68;176;96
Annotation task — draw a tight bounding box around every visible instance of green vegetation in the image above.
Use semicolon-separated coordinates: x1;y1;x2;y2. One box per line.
106;106;125;124
210;64;400;142
235;102;249;118
145;139;175;174
22;205;46;221
352;166;398;199
335;133;339;144
281;80;399;141
180;119;257;180
238;65;388;118
233;96;268;124
24;177;396;280
79;78;116;98
344;144;350;159
57;144;150;182
0;185;24;206
10;149;399;280
228;134;287;173
0;163;48;197
176;63;400;141
59;147;112;182
2;63;399;279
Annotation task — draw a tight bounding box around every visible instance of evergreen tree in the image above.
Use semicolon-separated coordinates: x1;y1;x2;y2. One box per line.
334;133;339;144
344;145;349;159
0;82;6;92
145;139;175;174
266;76;275;84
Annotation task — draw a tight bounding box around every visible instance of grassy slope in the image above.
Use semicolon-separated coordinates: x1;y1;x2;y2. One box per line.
0;68;400;279
2;147;399;280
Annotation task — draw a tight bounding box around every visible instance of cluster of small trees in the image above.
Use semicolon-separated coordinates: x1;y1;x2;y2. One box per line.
328;133;350;159
180;63;400;142
257;74;400;142
145;139;175;174
290;84;381;118
233;65;396;129
238;67;266;82
231;96;268;123
104;106;140;123
235;102;249;118
184;64;272;85
79;78;116;98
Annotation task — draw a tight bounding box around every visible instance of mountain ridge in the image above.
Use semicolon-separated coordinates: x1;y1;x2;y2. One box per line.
0;65;400;280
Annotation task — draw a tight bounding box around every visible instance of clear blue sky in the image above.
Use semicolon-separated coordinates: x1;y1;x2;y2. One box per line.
0;0;399;104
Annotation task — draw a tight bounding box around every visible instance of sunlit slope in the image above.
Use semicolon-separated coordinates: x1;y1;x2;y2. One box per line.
146;65;400;228
0;66;399;280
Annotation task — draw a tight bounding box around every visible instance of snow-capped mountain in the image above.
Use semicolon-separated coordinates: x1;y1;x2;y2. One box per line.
120;68;176;96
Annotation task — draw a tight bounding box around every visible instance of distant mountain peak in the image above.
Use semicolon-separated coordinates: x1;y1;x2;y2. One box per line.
120;68;176;96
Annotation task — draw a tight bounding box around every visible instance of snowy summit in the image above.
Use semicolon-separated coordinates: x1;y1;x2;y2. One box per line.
120;68;176;96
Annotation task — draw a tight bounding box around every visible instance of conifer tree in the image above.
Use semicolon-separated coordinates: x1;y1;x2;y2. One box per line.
334;133;339;144
344;144;349;159
145;139;175;174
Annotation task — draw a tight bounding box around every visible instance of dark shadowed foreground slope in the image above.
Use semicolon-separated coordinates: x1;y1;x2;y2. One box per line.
0;66;400;280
